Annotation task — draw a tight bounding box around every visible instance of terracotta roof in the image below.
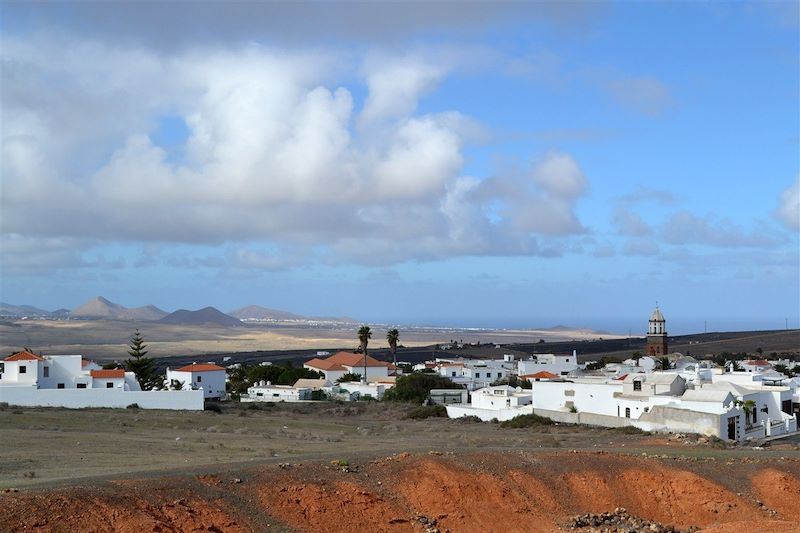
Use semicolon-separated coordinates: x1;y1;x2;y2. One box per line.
90;369;125;378
748;360;770;366
305;351;389;370
521;371;558;379
5;350;45;362
304;358;347;371
175;363;225;373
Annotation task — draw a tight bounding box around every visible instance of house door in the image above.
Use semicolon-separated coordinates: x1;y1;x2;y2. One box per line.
727;416;737;441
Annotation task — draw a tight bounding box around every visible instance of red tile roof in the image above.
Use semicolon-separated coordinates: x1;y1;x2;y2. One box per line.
521;371;558;380
304;358;346;371
90;369;125;378
175;363;225;373
5;350;45;362
304;351;389;370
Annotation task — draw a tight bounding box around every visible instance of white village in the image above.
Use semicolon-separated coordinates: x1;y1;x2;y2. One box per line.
2;307;798;444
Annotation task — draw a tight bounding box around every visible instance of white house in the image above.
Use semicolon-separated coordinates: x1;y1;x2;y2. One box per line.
241;381;313;402
0;350;203;410
166;363;227;399
517;352;581;377
0;351;141;391
419;357;515;391
446;385;533;421
303;352;392;382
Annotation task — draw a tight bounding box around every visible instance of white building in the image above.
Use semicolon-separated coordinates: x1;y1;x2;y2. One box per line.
446;385;533;421
419;357;516;391
517;352;581;377
521;369;796;441
0;351;141;391
304;352;393;382
241;381;313;402
166;363;227;399
0;350;203;410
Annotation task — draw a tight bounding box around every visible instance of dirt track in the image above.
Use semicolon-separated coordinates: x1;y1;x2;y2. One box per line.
3;451;800;532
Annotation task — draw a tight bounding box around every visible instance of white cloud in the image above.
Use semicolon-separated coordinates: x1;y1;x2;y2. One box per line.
359;57;445;127
774;176;800;232
1;37;590;269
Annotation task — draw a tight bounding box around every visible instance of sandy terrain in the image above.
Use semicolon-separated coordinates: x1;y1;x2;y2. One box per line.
0;319;619;360
1;403;799;532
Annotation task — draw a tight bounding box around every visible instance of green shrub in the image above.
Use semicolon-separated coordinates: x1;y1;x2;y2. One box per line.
382;373;461;404
406;404;448;419
126;403;140;409
499;413;555;428
453;415;483;424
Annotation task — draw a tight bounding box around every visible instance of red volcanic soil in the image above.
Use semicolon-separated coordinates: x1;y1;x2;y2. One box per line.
3;451;800;533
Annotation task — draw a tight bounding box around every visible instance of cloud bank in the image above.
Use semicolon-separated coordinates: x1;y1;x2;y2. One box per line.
1;37;590;268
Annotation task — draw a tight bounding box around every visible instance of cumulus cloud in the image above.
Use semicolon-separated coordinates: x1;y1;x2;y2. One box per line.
774;177;800;231
1;36;590;270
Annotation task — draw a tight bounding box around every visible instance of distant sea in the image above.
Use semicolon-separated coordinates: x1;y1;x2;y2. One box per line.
387;317;799;337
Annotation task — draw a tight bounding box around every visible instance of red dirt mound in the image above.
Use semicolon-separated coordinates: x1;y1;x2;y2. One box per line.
2;493;249;533
259;480;421;532
751;468;800;519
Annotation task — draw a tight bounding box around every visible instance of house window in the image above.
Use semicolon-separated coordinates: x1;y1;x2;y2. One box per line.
0;362;4;373
475;372;480;378
19;365;27;374
197;375;202;383
77;383;87;389
43;366;50;378
106;382;114;388
497;373;502;378
566;359;570;363
633;381;642;391
57;383;65;389
625;407;631;418
451;371;456;377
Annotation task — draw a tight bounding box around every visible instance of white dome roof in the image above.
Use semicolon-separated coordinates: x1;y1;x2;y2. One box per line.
650;307;665;322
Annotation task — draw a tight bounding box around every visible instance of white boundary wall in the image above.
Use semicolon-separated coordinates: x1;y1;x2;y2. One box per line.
446;404;533;421
0;386;204;410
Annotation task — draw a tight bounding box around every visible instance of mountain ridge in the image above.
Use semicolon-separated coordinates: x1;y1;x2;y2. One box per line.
69;296;168;321
158;307;242;327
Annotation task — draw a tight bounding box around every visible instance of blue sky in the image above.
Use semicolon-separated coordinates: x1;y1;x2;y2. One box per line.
1;2;798;334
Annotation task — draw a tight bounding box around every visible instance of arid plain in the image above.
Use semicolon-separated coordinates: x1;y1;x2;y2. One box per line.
0;319;617;360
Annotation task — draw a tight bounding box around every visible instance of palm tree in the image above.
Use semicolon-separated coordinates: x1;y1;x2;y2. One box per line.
386;328;399;367
357;326;372;381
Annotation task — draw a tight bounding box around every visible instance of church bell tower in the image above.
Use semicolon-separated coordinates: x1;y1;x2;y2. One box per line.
646;305;668;356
